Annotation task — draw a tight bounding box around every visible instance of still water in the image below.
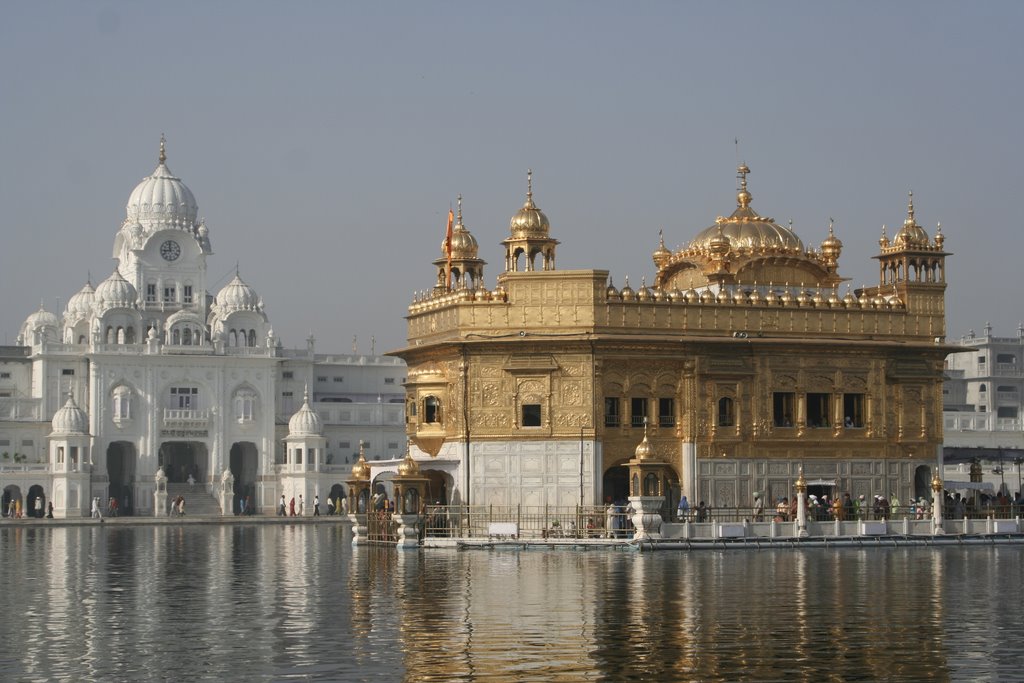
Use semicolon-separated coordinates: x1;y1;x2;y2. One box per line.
1;524;1022;682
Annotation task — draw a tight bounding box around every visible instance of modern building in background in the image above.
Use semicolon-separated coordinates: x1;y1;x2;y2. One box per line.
942;324;1024;494
0;140;405;517
393;166;955;512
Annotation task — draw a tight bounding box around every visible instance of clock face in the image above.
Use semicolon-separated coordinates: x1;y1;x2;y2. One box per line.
160;240;181;261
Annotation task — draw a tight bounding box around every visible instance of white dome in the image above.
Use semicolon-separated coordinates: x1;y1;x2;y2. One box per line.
125;140;198;231
288;390;323;436
51;394;89;435
94;269;138;310
23;305;61;333
214;273;262;313
65;281;96;321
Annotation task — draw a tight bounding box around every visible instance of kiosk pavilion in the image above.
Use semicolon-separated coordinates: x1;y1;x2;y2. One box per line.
392;165;954;511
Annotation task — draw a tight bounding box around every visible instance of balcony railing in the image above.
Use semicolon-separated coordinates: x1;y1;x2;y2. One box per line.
0;398;42;421
163;409;210;426
944;412;1023;432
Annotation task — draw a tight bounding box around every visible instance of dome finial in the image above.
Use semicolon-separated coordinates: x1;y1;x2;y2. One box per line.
659;228;665;249
159;134;166;165
456;193;463;225
303;383;309;404
906;190;915;224
736;162;752;208
523;168;535;208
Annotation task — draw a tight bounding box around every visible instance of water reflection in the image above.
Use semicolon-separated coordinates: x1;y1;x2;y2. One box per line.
2;526;1022;681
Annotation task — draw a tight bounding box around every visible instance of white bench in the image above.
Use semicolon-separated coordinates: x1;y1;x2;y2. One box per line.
488;522;518;539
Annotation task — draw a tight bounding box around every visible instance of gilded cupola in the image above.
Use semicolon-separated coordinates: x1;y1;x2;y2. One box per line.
893;192;930;247
501;170;559;275
432;194;487;293
349;441;371;481
508;169;551;238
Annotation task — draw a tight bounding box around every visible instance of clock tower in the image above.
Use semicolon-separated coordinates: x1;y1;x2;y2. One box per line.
111;136;214;337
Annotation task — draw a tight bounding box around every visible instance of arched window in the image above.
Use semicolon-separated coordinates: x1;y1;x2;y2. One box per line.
183;328;192;345
171;329;181;345
248;329;257;347
424;396;441;424
113;386;132;423
718;397;735;427
235;389;257;423
979;384;987;393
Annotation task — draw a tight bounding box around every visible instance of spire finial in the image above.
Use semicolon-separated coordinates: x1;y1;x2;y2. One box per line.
906;191;915;223
828;217;835;235
159;134;166;164
659;228;666;249
87;270;92;286
235;261;240;277
457;194;463;224
736;162;751;207
303;383;309;404
527;168;533;201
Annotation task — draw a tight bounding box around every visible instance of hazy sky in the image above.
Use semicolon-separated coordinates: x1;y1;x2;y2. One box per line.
2;2;1022;354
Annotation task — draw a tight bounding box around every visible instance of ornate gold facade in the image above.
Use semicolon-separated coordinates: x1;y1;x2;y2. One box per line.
392;166;953;508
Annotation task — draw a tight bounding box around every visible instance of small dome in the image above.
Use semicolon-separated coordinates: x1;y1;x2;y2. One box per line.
509;170;550;238
349;443;370;481
23;305;61;333
94;269;138;310
637;277;653;301
51;394;88;434
893;192;930;247
288;389;323;436
215;273;262;313
606;277;620;300
125;138;198;230
634;429;654;461
397;451;421;477
65;281;96;320
620;277;635;301
652;231;671;266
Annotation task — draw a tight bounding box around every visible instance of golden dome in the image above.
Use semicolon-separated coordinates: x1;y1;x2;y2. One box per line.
820;220;843;262
688;164;805;252
637;277;653;301
620;276;635;301
652;230;671;266
442;196;480;259
397;446;420;477
605;276;620;300
634;425;654;461
894;192;930;246
349;442;370;481
508;169;550;238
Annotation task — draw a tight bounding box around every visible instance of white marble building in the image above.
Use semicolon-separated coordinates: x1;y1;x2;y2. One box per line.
0;140;405;517
942;323;1024;494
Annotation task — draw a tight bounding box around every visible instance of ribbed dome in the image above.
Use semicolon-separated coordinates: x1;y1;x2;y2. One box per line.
634;429;654;461
688;164;804;252
448;224;479;259
215;273;262;313
65;281;96;321
94;269;138;310
288;389;323;436
509;170;550;238
350;443;371;481
894;194;929;247
125;138;198;230
397;451;421;477
51;394;88;434
23;305;61;332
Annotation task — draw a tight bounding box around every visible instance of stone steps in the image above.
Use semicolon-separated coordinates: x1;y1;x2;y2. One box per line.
165;483;223;516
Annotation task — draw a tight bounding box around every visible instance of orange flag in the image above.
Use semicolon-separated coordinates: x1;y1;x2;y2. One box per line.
445;206;454;289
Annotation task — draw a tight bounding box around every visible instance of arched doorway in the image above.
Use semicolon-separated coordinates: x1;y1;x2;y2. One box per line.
421;470;452;505
26;484;46;519
230;442;259;514
107;441;137;516
2;485;22;517
602;463;629;504
328;483;346;515
914;465;932;502
159;441;208;485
